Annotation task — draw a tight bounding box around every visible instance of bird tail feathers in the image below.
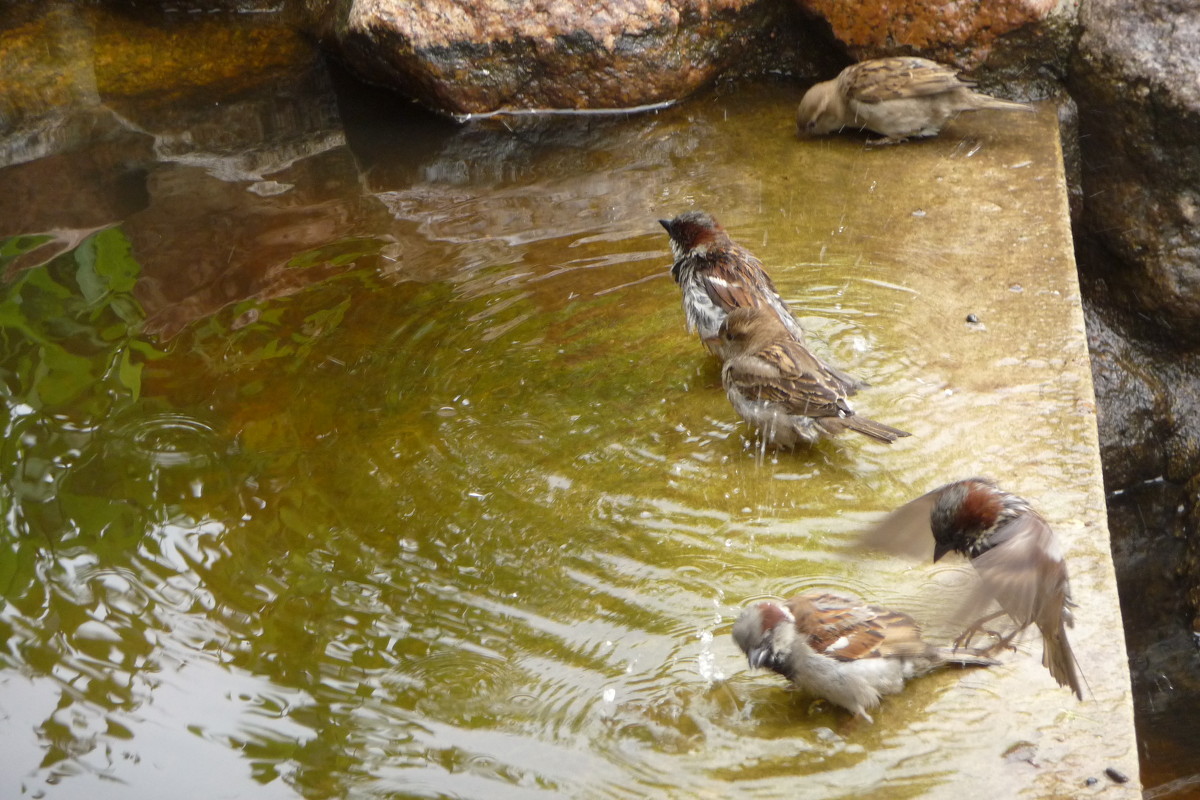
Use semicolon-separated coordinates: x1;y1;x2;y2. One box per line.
973;95;1035;113
1043;624;1087;701
840;414;912;444
934;648;999;668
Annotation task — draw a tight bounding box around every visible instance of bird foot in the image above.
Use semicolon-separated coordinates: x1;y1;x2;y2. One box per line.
866;135;908;146
953;625;1015;653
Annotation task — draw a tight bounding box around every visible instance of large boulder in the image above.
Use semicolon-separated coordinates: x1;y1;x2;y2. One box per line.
793;0;1074;79
1071;0;1200;345
305;0;785;117
1071;0;1200;636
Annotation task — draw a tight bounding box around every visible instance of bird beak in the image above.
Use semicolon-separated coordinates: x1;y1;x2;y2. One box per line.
745;643;772;670
658;219;672;233
932;541;952;562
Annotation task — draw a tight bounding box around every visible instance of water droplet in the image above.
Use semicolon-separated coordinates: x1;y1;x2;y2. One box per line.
111;413;220;468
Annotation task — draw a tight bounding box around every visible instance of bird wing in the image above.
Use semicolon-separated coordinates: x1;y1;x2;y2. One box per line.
791;593;927;661
695;248;779;314
858;488;940;560
969;512;1069;629
725;342;847;418
845;57;969;104
702;272;768;316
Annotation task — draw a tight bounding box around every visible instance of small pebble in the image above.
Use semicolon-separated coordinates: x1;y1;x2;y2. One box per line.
1085;777;1098;787
966;313;979;324
1105;766;1129;784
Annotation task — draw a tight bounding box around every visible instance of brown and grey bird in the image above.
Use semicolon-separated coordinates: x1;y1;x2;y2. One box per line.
796;57;1034;143
733;591;996;723
718;306;909;447
658;211;860;394
863;478;1084;700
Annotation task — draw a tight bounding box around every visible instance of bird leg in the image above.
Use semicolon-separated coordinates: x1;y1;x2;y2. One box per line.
952;611;1014;652
979;625;1025;656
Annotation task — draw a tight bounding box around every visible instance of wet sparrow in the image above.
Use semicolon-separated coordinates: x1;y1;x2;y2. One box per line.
658;212;859;395
719;306;909;447
796;57;1034;143
733;591;996;723
863;478;1084;699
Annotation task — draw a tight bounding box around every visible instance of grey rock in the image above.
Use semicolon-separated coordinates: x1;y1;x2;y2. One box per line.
1071;0;1200;343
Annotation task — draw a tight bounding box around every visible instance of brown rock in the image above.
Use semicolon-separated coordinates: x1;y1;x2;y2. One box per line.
794;0;1065;70
305;0;781;117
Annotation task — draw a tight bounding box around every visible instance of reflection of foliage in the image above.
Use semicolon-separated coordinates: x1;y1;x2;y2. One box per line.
0;229;161;411
0;227;164;578
0;229;176;786
184;237;386;375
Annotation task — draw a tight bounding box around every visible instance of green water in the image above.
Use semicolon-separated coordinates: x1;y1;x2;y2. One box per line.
0;112;943;798
0;6;1135;798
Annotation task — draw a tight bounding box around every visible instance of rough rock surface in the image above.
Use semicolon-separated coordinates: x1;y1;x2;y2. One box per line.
793;0;1070;72
1071;0;1200;345
306;0;781;116
1070;0;1200;651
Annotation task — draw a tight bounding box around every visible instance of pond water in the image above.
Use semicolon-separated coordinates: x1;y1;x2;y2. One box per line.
1;5;1141;799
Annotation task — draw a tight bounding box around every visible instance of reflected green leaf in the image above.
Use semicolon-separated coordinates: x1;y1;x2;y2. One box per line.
89;228;139;294
32;341;96;406
285;236;390;269
0;233;54;268
117;348;142;400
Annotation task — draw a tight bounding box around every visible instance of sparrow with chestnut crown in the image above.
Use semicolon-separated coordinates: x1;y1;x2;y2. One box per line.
733;590;996;723
658;211;862;394
862;478;1084;700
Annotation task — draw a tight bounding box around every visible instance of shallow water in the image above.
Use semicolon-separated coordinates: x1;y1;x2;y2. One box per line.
0;5;1139;798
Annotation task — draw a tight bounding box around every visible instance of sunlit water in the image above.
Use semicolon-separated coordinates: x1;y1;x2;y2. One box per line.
0;6;1141;799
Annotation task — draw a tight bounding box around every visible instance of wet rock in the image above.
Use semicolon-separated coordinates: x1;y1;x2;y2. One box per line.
305;0;784;116
110;0;287;11
1081;259;1200;520
1081;290;1170;489
1071;0;1200;344
793;0;1074;79
1070;5;1200;778
1081;242;1200;785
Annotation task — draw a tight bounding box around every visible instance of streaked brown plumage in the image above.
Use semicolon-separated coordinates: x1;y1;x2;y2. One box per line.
733;591;996;722
718;306;910;447
796;57;1034;143
863;478;1084;700
658;211;861;394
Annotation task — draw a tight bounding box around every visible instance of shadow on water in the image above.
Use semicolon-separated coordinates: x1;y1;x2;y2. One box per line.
0;3;1149;798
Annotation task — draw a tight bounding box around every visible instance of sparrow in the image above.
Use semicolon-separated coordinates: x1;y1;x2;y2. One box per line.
658;211;860;394
796;57;1034;143
718;306;910;447
862;478;1084;700
733;591;996;723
